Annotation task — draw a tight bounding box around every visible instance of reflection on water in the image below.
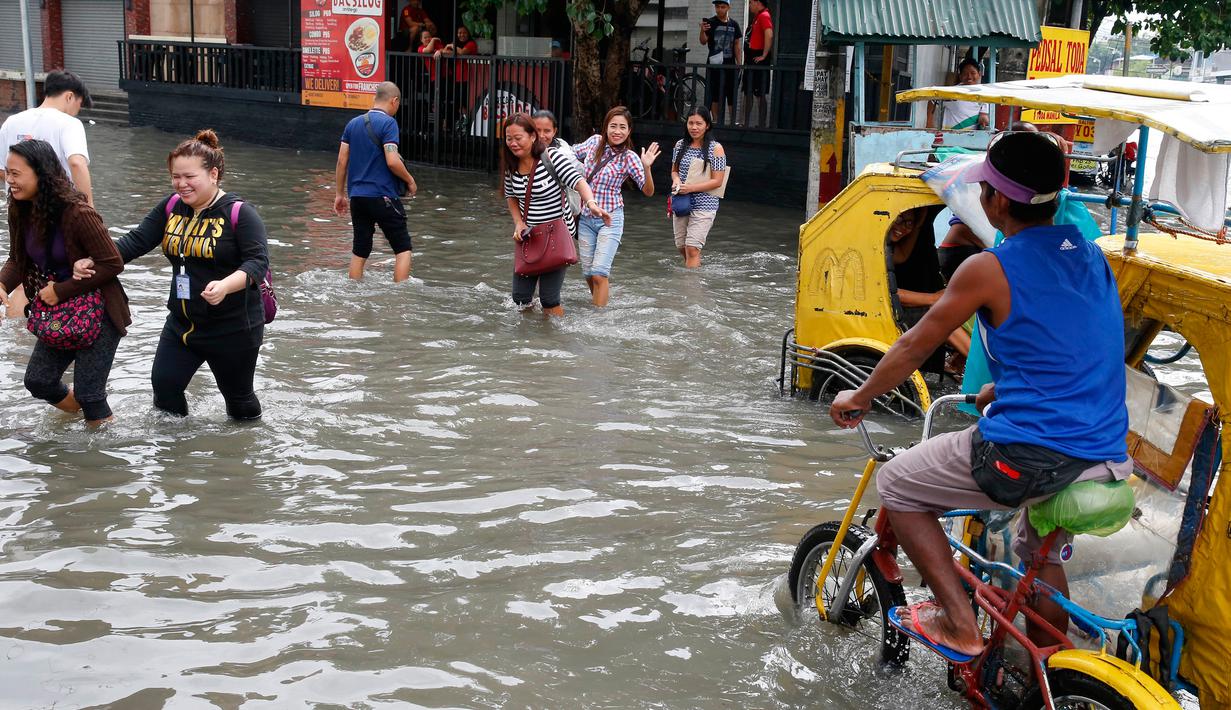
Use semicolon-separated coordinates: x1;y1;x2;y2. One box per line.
0;122;1205;707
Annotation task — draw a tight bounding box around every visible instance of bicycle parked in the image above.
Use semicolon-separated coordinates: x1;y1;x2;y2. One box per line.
627;38;705;122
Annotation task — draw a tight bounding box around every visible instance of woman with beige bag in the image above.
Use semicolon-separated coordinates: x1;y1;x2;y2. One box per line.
670;107;728;268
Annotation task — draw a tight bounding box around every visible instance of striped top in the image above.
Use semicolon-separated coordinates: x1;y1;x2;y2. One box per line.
673;139;726;212
504;149;583;233
573;134;646;215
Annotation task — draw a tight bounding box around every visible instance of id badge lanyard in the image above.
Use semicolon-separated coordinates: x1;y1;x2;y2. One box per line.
174;191;222;300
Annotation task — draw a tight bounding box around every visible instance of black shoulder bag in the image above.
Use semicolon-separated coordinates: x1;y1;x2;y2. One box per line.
363;113;410;198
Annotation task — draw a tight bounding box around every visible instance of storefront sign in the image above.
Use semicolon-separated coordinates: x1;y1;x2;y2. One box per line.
1022;26;1089;125
301;0;386;109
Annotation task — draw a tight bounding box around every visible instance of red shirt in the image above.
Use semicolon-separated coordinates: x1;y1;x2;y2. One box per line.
452;40;478;81
418;44;438;80
401;5;431;32
747;10;772;52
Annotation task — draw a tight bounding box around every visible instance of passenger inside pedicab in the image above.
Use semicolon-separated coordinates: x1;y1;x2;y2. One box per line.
887;206;971;373
832;131;1127;658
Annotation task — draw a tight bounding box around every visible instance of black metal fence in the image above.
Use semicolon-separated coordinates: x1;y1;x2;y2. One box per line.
387;53;570;170
119;41;570;171
121;40;301;93
623;57;810;132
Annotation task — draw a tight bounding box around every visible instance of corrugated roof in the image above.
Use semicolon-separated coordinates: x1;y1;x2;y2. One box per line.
821;0;1041;47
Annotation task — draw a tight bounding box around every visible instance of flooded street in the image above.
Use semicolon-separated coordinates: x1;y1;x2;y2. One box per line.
0;122;1202;708
0;122;946;709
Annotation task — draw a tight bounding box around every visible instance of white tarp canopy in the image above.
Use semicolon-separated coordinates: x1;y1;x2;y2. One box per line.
899;76;1231;231
898;75;1231;153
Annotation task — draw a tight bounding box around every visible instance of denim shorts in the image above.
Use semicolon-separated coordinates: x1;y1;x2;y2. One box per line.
577;209;625;278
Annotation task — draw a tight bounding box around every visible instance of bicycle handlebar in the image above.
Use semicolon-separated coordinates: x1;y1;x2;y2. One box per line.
852;394;977;461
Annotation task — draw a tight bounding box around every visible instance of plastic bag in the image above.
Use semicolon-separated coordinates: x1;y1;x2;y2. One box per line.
919;155;998;247
1028;479;1136;538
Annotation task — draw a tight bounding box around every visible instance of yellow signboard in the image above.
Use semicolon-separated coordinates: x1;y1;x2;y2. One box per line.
1021;26;1090;125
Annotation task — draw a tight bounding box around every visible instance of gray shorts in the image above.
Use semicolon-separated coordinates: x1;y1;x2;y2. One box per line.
876;425;1133;564
672;211;716;250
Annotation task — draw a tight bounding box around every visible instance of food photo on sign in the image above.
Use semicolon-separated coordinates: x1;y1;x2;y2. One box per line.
301;0;386;109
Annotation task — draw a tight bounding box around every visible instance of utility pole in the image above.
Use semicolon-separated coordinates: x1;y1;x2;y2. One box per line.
805;1;845;218
18;0;36;109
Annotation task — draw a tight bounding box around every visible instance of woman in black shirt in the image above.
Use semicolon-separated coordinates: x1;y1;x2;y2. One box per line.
75;130;269;419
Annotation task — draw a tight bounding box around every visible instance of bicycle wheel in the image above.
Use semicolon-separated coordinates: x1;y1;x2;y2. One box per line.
671;73;706;117
629;74;657;120
1019;670;1136;710
788;521;910;665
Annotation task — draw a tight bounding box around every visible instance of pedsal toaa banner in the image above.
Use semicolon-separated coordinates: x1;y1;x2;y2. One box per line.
301;0;386;109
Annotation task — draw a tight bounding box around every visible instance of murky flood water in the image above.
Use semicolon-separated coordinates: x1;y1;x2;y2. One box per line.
0;122;1203;708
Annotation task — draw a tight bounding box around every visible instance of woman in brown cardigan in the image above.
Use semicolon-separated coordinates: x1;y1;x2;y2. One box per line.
1;139;130;425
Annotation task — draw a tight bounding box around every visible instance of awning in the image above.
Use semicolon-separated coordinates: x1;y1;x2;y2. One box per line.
898;75;1231;153
821;0;1041;47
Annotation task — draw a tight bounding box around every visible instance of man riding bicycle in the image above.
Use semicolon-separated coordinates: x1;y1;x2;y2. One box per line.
830;131;1131;659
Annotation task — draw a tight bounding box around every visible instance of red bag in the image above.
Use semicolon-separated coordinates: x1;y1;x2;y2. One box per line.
514;159;578;277
26;284;105;350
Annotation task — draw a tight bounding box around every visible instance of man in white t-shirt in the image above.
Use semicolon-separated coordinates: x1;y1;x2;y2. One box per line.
928;58;990;131
0;70;94;205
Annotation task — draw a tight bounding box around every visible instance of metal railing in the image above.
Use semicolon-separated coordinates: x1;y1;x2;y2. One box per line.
623;58;809;132
119;42;570;171
387;53;570;170
120;40;301;93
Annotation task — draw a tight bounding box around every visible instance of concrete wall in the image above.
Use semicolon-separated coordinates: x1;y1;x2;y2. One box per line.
126;83;353;152
637;120;809;206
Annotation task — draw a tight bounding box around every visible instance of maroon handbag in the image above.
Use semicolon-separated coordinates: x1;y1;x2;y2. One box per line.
514;159;578;277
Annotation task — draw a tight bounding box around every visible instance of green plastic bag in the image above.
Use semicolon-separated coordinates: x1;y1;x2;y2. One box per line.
1028;480;1136;538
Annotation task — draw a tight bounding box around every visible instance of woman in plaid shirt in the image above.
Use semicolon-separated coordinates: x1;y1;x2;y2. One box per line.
572;106;661;307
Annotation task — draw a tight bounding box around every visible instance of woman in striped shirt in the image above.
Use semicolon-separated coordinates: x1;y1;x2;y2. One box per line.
572;106;661;307
502;113;609;316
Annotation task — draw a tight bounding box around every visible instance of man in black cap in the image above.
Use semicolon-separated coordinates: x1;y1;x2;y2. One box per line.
699;0;741;125
829;132;1130;659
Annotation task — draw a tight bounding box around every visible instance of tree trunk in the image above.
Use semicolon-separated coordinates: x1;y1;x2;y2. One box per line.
572;31;603;137
571;0;647;138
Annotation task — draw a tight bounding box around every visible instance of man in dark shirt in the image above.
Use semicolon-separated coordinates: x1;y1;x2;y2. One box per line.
699;0;741;125
334;82;419;282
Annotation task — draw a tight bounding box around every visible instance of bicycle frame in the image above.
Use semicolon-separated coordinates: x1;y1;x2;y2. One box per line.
810;395;1173;710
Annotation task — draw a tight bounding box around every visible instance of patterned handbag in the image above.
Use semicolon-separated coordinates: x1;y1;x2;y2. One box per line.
25;275;106;350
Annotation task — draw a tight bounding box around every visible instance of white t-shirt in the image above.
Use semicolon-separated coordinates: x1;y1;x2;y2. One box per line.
0;107;90;180
942;99;990;131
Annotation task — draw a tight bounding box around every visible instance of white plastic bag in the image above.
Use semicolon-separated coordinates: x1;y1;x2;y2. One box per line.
919;155;998;248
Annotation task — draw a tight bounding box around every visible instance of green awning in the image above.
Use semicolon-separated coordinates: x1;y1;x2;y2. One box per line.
821;0;1041;47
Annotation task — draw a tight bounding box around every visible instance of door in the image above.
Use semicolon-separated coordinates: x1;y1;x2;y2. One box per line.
0;1;45;75
61;0;126;92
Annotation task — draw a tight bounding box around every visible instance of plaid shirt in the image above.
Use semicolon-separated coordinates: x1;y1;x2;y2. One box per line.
572;134;646;215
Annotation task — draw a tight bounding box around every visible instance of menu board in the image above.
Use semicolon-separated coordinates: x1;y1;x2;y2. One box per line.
301;0;386;109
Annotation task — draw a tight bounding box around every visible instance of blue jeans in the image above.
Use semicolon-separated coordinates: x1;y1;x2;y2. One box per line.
577;209;625;278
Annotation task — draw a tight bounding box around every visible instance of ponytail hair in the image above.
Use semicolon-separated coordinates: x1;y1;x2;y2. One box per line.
168;129;225;180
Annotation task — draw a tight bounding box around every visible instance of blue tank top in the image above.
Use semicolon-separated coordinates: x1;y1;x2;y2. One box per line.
976;224;1128;462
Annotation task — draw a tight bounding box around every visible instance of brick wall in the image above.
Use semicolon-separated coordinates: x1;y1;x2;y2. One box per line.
0;77;45;112
127;0;152;35
41;0;65;72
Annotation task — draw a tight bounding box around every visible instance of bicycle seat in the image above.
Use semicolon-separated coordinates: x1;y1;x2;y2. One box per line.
1027;479;1136;538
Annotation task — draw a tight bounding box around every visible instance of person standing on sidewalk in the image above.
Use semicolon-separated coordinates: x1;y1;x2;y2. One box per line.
699;0;741;126
0;70;96;318
333;82;419;282
740;0;773;128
